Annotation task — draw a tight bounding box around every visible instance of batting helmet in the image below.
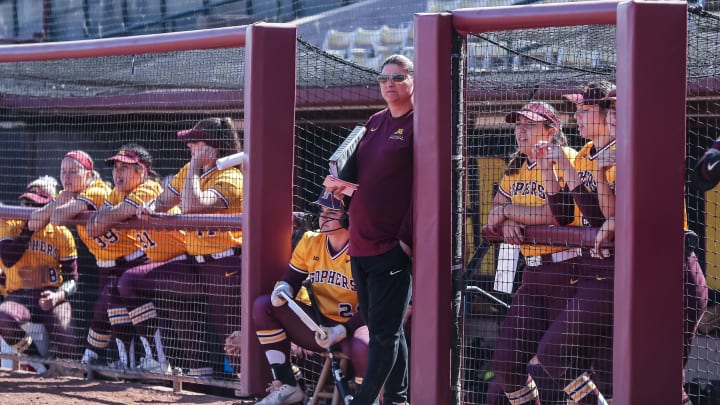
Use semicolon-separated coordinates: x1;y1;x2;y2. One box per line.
312;188;348;229
693;140;720;191
312;188;344;211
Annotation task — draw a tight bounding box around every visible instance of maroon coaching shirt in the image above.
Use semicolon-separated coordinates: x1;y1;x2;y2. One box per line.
348;108;413;257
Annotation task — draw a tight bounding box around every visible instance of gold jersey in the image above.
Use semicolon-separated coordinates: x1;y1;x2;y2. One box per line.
0;220;77;293
497;146;582;257
168;163;243;255
291;231;357;324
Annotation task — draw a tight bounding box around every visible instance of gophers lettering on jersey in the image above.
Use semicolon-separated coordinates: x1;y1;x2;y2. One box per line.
509;182;547;200
576;140;617;193
290;231;358;323
28;239;60;261
500;163;547;200
578;170;598;193
308;269;355;292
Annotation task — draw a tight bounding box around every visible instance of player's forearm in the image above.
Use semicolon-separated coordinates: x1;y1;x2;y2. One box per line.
570;184;606;227
181;165;215;213
503;203;557;226
0;224;33;268
555;154;581;190
28;202;54;231
597;171;615;219
87;205;126;238
537;160;561;195
50;200;86;226
546;186;575;226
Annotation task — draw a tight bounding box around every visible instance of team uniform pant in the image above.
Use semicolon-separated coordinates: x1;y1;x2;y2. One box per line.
252;294;369;378
116;254;242;373
349;244;412;405
537;255;613;403
0;288;77;359
491;258;580;402
86;257;149;354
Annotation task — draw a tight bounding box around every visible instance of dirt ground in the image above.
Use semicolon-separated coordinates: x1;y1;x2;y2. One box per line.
0;369;258;405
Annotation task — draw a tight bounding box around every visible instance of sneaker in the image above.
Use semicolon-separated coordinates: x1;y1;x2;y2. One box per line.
136;357;171;374
80;349;99;365
19;361;47;374
255;380;306;405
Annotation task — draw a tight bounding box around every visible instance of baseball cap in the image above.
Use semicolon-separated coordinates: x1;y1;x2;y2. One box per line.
177;121;221;149
105;148;149;171
312;188;344;211
505;101;561;129
19;176;58;205
563;81;616;105
693;140;720;191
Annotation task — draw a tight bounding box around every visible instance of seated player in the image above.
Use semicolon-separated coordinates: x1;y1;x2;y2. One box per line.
226;189;368;405
0;176;79;371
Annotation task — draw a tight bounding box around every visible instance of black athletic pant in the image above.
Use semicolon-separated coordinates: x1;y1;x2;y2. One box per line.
350;244;412;405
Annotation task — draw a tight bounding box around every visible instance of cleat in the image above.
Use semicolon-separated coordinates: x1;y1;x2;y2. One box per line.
136;357;171;374
255;380;306;405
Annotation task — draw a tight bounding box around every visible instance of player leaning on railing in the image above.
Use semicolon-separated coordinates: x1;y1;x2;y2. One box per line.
27;150;130;367
541;82;707;405
83;144;160;370
532;81;617;405
149;117;244;377
0;176;78;373
485;101;584;405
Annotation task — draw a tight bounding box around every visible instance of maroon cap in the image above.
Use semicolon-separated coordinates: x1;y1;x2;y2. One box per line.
505;101;561;129
563;81;616;105
177;122;220;149
105;149;148;171
19;176;58;205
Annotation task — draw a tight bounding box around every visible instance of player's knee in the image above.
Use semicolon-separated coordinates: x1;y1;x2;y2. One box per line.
251;294;273;322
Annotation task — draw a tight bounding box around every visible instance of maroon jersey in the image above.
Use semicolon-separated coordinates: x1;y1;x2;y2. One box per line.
348;108;413;257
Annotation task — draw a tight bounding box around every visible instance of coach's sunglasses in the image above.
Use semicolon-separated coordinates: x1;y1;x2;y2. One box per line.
376;74;407;84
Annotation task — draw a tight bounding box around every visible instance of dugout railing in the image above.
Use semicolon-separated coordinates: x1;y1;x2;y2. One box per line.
0;23;297;397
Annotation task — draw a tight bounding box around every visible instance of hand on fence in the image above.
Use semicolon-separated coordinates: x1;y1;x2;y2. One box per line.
270;281;293;307
314;324;347;349
502;219;525;245
594;217;615;258
224;330;242;356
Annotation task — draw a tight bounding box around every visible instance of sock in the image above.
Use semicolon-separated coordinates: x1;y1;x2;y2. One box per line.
270;362;297;386
505;377;539;405
563;372;608;405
